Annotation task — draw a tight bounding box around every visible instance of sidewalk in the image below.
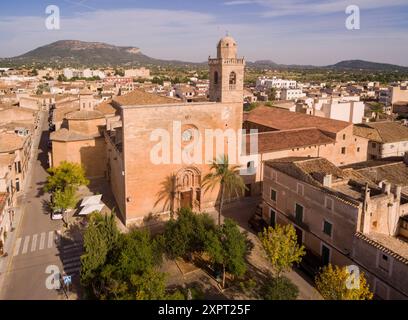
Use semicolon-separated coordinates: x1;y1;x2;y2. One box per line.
210;198;322;300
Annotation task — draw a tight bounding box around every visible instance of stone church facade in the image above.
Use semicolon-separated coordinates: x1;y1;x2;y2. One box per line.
106;36;246;225
50;36;247;226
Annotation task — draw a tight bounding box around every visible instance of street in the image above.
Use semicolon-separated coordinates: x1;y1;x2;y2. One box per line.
0;111;82;300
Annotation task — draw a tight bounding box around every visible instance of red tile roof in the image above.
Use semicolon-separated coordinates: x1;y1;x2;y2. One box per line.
246;106;350;134
245;128;335;154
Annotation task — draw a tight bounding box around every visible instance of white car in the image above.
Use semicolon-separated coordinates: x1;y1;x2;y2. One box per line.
51;210;63;220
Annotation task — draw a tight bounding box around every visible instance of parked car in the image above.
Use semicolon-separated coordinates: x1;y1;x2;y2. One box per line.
248;212;268;233
51;210;63;220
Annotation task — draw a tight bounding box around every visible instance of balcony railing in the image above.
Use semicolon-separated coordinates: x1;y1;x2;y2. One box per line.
208;58;245;65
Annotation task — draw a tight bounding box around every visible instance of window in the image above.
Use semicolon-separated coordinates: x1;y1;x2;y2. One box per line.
297;183;304;195
341;147;346;154
357;147;360;152
321;244;330;265
378;253;390;272
229;72;237;85
295;203;303;222
323;220;333;237
270;189;277;202
325;197;333;210
343;134;346;140
269;208;276;228
372;142;377;148
15;178;20;192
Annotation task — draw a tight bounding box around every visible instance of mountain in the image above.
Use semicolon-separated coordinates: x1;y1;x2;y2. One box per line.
327;60;408;72
0;40;407;72
0;40;202;68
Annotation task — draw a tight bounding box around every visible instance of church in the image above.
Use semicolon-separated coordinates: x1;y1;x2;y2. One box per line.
51;36;248;226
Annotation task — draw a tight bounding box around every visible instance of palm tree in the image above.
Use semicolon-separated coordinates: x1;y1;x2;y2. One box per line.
154;173;177;219
370;102;384;121
202;155;247;226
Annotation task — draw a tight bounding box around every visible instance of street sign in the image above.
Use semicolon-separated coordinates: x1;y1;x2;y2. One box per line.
63;275;72;285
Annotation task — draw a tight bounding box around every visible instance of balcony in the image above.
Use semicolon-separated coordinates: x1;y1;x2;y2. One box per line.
208;58;245;65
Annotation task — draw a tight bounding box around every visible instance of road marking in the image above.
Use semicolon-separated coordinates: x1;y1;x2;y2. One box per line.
30;234;38;252
64;260;81;269
21;236;30;254
62;256;81;264
47;231;54;248
13;238;22;256
65;267;80;274
62;247;83;254
39;232;46;250
63;243;83;250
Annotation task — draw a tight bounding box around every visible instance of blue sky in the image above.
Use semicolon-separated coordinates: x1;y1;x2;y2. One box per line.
0;0;407;65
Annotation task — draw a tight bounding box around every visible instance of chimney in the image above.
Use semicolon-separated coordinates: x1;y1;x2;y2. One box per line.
323;174;332;187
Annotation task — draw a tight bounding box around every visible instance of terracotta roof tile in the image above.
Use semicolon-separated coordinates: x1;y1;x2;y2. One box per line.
65;110;104;120
246;106;350;134
246;128;334;154
113;89;179;107
0;133;25;153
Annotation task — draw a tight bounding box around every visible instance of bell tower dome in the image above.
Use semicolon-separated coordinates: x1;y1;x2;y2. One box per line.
208;35;245;103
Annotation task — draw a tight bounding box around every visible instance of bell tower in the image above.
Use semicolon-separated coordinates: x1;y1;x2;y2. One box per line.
208;36;245;103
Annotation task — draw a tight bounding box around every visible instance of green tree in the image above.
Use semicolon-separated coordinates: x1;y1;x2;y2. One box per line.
261;276;299;300
315;264;373;300
114;69;125;76
51;187;77;225
45;161;89;193
267;87;277;101
81;220;171;300
202;155;247;225
369;102;384;121
57;74;67;82
259;224;305;278
163;207;216;259
80;212;120;297
205;218;248;289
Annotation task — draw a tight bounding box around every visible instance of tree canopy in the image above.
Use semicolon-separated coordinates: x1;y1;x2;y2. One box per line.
80;212;177;300
205;218;248;288
45;161;89;193
259;224;305;278
163;207;216;259
315;264;373;300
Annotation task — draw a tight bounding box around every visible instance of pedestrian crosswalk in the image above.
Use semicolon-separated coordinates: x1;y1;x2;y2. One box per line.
59;241;83;276
13;230;60;256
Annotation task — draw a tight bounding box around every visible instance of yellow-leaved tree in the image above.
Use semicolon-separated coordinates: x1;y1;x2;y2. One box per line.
259;224;306;278
315;264;373;300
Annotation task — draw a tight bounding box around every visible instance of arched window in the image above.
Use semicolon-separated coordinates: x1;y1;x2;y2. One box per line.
229;71;237;85
214;71;219;85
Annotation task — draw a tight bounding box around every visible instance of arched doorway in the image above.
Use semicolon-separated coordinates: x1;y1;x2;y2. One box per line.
176;167;201;211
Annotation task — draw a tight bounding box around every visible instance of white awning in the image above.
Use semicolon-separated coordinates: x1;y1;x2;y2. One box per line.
78;203;105;216
80;194;103;207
